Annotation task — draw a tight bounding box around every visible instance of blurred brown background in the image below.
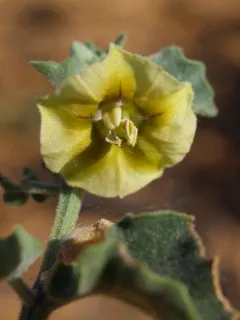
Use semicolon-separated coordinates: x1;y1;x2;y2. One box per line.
1;0;240;318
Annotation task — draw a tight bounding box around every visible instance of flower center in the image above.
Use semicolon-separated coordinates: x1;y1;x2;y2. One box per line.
93;100;138;148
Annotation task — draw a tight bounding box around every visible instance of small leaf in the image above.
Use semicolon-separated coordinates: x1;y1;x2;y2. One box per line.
3;191;29;206
107;212;235;320
0;226;43;280
46;239;199;320
29;61;65;86
84;41;106;59
84;32;127;58
31;193;48;203
113;32;127;47
31;33;128;86
30;42;100;86
151;47;218;117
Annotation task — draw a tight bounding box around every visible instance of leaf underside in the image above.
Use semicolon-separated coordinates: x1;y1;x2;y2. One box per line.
107;212;233;320
46;211;235;320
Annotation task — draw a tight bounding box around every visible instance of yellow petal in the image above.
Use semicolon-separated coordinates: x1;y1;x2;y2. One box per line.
136;82;192;117
60;142;162;198
38;100;94;172
41;45;178;111
137;135;165;167
105;45;136;100
139;83;197;166
45;75;101;104
52;45;136;104
109;45;182;101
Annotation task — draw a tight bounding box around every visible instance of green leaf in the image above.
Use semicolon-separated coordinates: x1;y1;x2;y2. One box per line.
85;32;127;58
113;32;127;47
3;191;29;206
0;226;43;280
107;212;235;320
46;239;199;320
0;171;61;206
151;47;218;117
30;33;128;86
30;42;100;86
84;41;106;59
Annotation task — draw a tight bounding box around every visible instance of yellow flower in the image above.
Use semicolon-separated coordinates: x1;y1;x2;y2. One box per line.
38;45;196;198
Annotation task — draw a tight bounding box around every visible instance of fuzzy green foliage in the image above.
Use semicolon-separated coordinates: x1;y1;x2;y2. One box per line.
30;42;99;87
45;212;234;320
108;212;233;320
30;33;126;87
46;240;198;320
0;227;42;280
151;47;218;117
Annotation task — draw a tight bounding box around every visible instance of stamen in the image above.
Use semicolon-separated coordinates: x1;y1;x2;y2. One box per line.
92;109;103;122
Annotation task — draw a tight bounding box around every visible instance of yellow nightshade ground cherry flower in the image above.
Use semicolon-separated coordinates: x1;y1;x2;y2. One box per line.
38;45;197;198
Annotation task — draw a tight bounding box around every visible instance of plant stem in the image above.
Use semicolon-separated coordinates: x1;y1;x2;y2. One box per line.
20;304;51;320
40;187;84;274
19;187;84;320
9;278;35;306
28;305;51;320
20;181;63;195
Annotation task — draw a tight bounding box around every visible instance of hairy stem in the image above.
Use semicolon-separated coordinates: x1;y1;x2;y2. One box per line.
19;187;84;320
9;278;35;306
40;187;83;273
